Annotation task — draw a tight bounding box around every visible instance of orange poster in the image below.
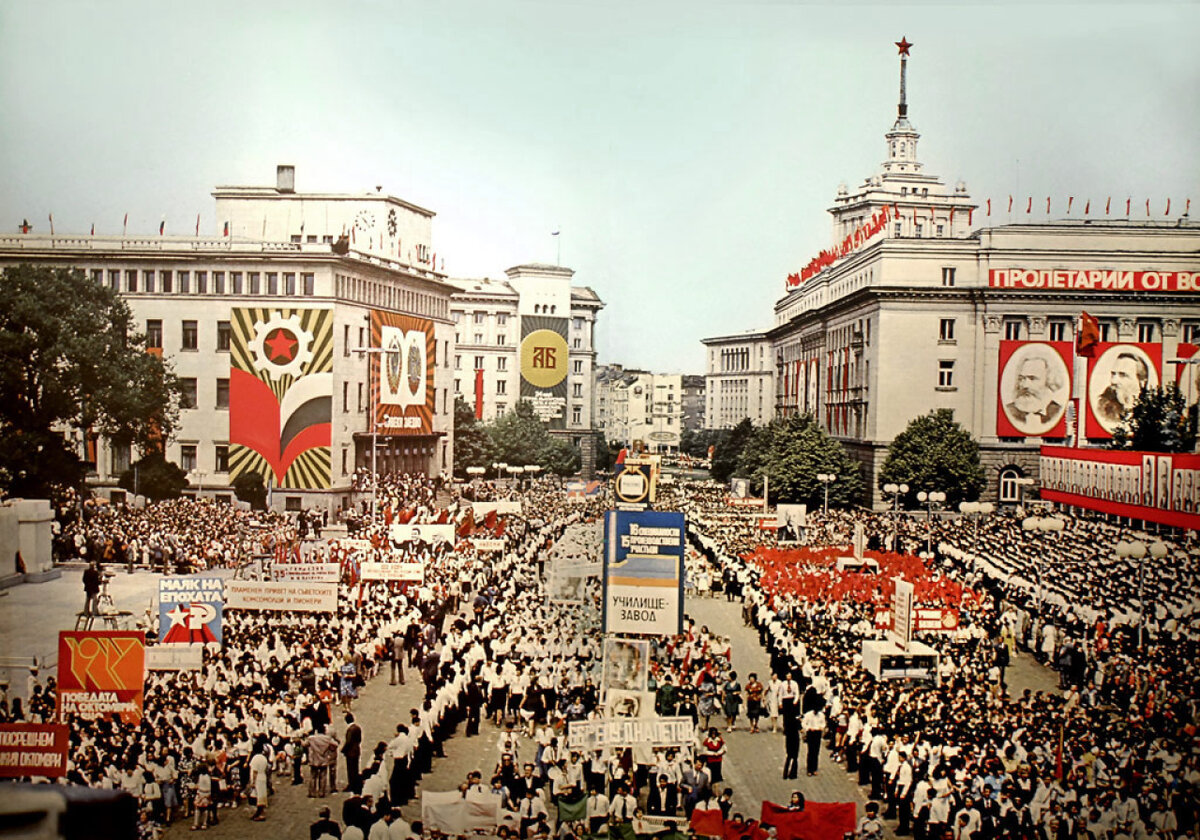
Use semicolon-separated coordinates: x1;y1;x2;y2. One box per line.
57;631;145;724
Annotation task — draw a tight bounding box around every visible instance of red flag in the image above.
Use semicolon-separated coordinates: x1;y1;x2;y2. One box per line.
159;219;165;235
691;809;725;837
1054;725;1065;780
90;223;95;236
1046;197;1050;214
474;368;484;419
1067;196;1074;214
723;819;768;840
1077;311;1100;357
1084;199;1090;215
48;213;54;235
1165;198;1171;216
1145;198;1150;217
1105;197;1111;215
616;448;628;465
123;213;129;234
223;221;230;237
968;208;973;225
1126;198;1131;216
195;214;200;236
1007;196;1013;213
760;801;856;840
1187;199;1192;215
986;198;992;216
949;207;955;223
1026;197;1032;214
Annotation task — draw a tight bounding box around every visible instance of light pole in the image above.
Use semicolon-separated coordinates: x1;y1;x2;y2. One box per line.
1021;514;1065;612
882;483;908;551
189;469;208;499
354;346;398;524
1115;539;1169;649
817;473;837;516
916;490;946;554
958;501;995;555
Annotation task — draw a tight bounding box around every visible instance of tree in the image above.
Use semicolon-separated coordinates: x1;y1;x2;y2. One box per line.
680;427;727;460
879;409;985;507
452;397;493;475
487;401;580;476
232;472;268;510
0;265;179;498
737;413;864;507
118;452;188;502
710;418;754;483
594;431;619;472
1110;384;1197;452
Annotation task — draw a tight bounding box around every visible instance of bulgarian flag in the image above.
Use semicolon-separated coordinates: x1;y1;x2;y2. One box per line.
1076;312;1100;358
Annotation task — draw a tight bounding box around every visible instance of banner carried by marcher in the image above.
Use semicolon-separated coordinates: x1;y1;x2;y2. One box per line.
57;631;145;724
225;580;337;612
421;790;504;835
145;646;204;671
158;577;224;644
360;561;424;582
272;562;340;583
567;716;694;751
471;500;522;517
603;510;685;635
0;723;69;778
388;523;455;545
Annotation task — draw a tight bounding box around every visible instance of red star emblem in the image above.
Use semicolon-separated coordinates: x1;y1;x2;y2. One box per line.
895;36;913;56
265;328;298;363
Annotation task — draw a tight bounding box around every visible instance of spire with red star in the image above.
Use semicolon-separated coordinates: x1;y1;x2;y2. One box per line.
895;36;913;56
895;36;913;120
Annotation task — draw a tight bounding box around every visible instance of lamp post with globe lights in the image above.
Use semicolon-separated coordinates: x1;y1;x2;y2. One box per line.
916;490;946;554
354;345;400;524
817;473;837;516
1021;514;1065;612
1115;539;1169;649
958;501;995;555
883;483;908;551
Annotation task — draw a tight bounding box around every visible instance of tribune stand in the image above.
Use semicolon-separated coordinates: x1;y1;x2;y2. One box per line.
862;576;939;681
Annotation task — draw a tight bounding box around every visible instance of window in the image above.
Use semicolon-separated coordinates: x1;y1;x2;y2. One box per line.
160;270;172;293
1137;322;1156;343
939;318;956;342
195;271;207;294
178;271;190;294
454;355;461;370
341;448;348;476
146;319;163;349
91;269;103;285
1098;321;1113;342
231;272;243;294
210;445;227;473
474;312;486;324
284;273;296;295
474;356;484;370
496;380;507;395
941;267;955;287
496;402;506;415
454;379;461;394
474;333;483;345
936;225;944;237
216;378;230;409
126;270;138;292
496;357;507;371
1004;320;1023;341
302;273;315;295
915;223;923;238
180;378;198;409
573;317;584;331
496;313;507;326
1183;323;1200;343
144;271;156;293
573;360;583;374
111;441;131;475
108;269;120;291
894;223;902;237
572;405;582;424
213;272;225;294
344;325;351;356
285;496;302;512
289;235;301;244
573;338;582;349
267;273;278;295
179;444;197;472
342;381;349;412
249;272;261;294
357;382;364;412
181;320;198;351
937;360;955;389
452;312;461;324
573;383;583;398
1049;321;1068;342
497;334;506;346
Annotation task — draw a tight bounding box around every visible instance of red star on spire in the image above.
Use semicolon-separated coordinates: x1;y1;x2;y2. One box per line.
895;36;913;56
265;328;298;363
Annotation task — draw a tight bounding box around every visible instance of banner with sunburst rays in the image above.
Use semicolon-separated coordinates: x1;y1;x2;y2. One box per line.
370;310;435;435
228;307;333;490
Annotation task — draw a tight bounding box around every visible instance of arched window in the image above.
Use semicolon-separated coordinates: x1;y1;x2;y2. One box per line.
999;467;1022;503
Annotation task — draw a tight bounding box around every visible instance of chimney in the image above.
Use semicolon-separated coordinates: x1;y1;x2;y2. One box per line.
276;165;295;193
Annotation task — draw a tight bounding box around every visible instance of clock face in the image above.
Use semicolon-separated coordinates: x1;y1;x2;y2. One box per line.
354;210;375;232
386;208;398;238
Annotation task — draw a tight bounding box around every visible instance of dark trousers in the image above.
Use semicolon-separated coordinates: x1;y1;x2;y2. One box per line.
805;730;821;774
344;752;361;793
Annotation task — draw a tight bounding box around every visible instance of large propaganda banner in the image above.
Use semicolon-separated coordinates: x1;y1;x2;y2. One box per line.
1040;446;1200;531
989;268;1200;292
1085;342;1162;439
228;307;334;489
371;310;435;435
225;580;338;612
0;724;69;777
388;523;455;545
158;577;224;644
520;315;569;428
57;631;145;724
603;510;685;636
996;341;1073;437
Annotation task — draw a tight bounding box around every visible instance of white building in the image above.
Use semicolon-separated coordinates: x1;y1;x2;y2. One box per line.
766;43;1200;506
447;264;604;473
0;166;457;513
596;369;683;453
701;329;776;429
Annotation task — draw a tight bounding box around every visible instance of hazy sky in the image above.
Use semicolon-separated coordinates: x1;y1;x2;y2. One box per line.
3;2;1198;373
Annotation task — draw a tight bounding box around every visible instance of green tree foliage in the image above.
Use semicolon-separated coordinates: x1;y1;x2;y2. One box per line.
1110;384;1198;452
710;418;754;483
452;397;494;474
118;452;188;502
487;401;580;476
1;265;179;498
594;432;619;472
736;413;863;506
879;409;985;507
679;427;728;459
231;472;268;510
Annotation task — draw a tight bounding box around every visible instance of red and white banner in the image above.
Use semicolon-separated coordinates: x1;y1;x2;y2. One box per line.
997;341;1073;438
0;724;69;777
989;268;1200;292
57;632;145;724
1040;446;1200;531
225;581;338;612
272;562;340;583
1085;343;1163;439
360;561;424;582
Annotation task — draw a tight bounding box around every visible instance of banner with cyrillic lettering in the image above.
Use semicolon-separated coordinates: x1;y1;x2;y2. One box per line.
158;577;224;644
989;268;1200;292
0;723;69;777
388;523;455;545
272;562;340;583
360;561;424;582
567;716;694;751
225;580;337;612
602;510;685;635
57;631;145;724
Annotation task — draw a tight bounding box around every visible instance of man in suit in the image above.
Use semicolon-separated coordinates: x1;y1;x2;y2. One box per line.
341;713;362;794
1005;354;1064;430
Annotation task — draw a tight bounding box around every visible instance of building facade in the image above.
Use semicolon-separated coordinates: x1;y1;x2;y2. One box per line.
767;45;1200;507
0;166;457;513
701;330;776;430
680;375;707;436
594;367;683;453
447;264;604;474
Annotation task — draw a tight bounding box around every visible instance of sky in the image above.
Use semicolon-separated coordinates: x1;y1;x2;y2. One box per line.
2;2;1198;373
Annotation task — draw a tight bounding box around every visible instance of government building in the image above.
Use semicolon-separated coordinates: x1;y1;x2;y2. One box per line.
759;43;1200;508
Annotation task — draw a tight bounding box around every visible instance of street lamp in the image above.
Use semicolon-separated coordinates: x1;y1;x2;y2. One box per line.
189;469;208;498
1115;539;1169;648
354;346;399;524
958;500;995;555
883;483;908;552
1021;514;1065;611
817;473;837;515
916;490;946;553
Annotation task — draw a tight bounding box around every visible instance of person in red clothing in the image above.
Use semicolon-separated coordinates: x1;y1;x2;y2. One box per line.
700;728;727;786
